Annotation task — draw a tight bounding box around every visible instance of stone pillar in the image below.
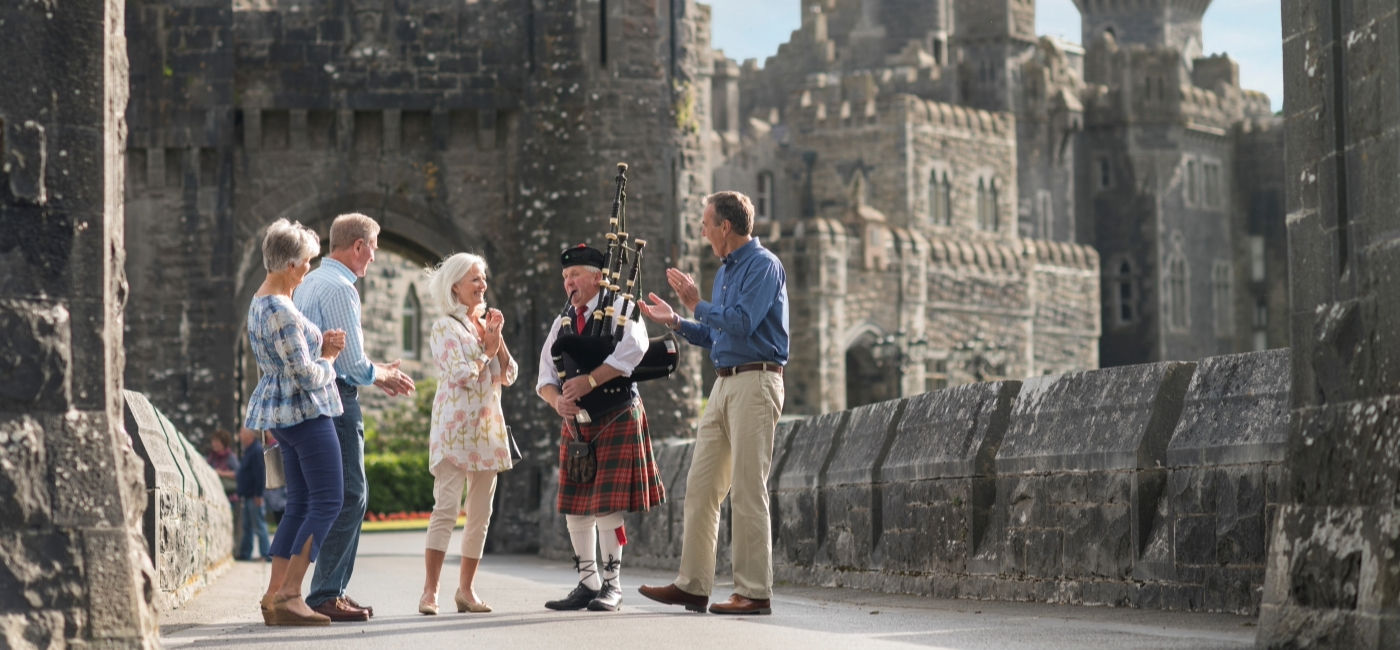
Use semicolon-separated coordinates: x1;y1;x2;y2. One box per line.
1258;3;1400;647
0;1;157;647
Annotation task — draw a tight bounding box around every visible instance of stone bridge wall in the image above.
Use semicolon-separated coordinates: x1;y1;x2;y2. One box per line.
122;391;233;611
584;349;1289;615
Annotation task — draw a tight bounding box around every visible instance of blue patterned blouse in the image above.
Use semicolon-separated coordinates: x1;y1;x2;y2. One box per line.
243;295;343;430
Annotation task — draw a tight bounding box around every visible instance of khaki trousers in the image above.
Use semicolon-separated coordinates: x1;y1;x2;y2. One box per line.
425;464;497;559
675;369;784;599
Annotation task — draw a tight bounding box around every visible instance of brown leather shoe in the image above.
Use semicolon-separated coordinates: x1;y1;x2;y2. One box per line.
637;583;708;613
708;593;772;615
343;595;374;618
311;597;370;622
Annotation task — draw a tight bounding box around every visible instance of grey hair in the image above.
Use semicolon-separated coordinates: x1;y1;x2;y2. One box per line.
262;219;320;271
426;252;489;314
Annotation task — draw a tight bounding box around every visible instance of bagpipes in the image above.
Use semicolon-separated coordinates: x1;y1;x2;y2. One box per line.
551;163;679;423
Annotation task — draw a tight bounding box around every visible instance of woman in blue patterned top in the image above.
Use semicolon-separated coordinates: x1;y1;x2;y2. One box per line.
244;218;348;626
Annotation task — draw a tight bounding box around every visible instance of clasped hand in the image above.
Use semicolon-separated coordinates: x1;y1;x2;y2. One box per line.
321;329;347;360
481;308;505;357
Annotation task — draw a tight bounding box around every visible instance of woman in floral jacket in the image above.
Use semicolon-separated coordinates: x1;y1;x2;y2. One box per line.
418;252;517;615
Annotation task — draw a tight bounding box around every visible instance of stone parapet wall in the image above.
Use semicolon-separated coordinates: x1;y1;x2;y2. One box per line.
591;350;1288;615
122;391;233;611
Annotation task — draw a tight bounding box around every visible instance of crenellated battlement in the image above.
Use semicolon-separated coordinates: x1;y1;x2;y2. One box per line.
927;238;1026;274
789;86;1014;140
897;96;1015;138
1074;0;1212;14
1030;239;1100;270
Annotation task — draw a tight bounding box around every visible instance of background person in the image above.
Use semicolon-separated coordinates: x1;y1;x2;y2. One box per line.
235;427;271;562
417;252;517;615
244;218;348;626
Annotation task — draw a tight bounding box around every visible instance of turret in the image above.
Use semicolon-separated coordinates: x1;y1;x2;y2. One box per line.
1072;0;1211;63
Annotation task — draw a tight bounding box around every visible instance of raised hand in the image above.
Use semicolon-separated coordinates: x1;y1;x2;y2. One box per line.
482;308;505;356
637;292;677;325
665;267;701;311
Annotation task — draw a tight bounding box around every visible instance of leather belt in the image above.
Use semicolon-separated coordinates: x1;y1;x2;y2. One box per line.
715;362;784;377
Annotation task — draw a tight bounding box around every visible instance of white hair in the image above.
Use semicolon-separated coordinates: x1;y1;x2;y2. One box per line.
426;252;489;315
261;219;320;271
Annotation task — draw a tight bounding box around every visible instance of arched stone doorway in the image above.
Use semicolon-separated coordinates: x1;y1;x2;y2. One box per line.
845;333;899;409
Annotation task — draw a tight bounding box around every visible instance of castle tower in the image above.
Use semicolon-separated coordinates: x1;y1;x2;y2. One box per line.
1072;0;1211;63
516;0;713;436
953;0;1037;112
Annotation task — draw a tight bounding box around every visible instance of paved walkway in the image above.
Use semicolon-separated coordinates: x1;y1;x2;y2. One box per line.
161;531;1257;649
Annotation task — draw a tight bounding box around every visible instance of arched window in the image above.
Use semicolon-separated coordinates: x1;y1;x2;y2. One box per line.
1037;191;1053;239
976;178;989;230
401;284;421;359
989;179;1000;232
1113;258;1136;325
755;171;774;221
930;169;952;226
977;177;999;231
1185;159;1198;205
1212;261;1233;336
1165;252;1189;331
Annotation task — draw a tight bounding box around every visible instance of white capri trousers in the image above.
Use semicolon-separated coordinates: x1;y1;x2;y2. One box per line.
425;463;498;559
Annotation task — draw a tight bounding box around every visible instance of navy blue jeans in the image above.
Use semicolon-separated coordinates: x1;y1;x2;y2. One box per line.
307;381;368;608
268;416;343;561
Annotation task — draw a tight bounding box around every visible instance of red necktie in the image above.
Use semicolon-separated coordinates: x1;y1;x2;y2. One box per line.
575;306;587;334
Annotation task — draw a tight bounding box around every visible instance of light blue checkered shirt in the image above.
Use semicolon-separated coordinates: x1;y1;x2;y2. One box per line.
293;257;378;386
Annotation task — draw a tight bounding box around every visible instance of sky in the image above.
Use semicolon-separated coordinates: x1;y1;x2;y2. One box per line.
703;0;1284;113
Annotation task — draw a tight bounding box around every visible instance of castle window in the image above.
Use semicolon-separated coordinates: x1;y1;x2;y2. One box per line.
989;180;1000;231
1250;235;1266;281
1037;191;1053;239
976;178;989;230
1165;252;1189;331
1212;261;1233;337
755;171;774;221
1185;159;1198;205
401;284;421;360
1113;259;1137;325
1253;299;1269;350
1204;161;1222;207
930;169;952;226
1096;156;1112;190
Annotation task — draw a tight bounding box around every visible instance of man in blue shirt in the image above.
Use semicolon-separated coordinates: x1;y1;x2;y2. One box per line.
636;191;789;615
294;212;416;622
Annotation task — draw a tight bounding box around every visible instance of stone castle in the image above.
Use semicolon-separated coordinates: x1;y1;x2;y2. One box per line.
111;0;1286;441
315;0;1289;429
703;0;1285;411
5;0;1396;646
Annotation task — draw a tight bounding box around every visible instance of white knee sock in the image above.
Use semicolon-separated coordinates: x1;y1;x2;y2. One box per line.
596;512;626;588
565;514;601;590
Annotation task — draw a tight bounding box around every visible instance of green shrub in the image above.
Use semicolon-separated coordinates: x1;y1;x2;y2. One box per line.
364;376;436;455
364;451;435;515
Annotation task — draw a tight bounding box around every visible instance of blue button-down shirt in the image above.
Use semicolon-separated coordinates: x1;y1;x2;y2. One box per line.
293;257;378;386
676;238;789;368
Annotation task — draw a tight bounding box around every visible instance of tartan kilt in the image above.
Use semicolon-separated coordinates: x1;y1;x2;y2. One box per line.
556;399;666;515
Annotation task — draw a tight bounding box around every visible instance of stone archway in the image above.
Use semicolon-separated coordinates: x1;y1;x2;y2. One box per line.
845;331;899;409
230;193;465;419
